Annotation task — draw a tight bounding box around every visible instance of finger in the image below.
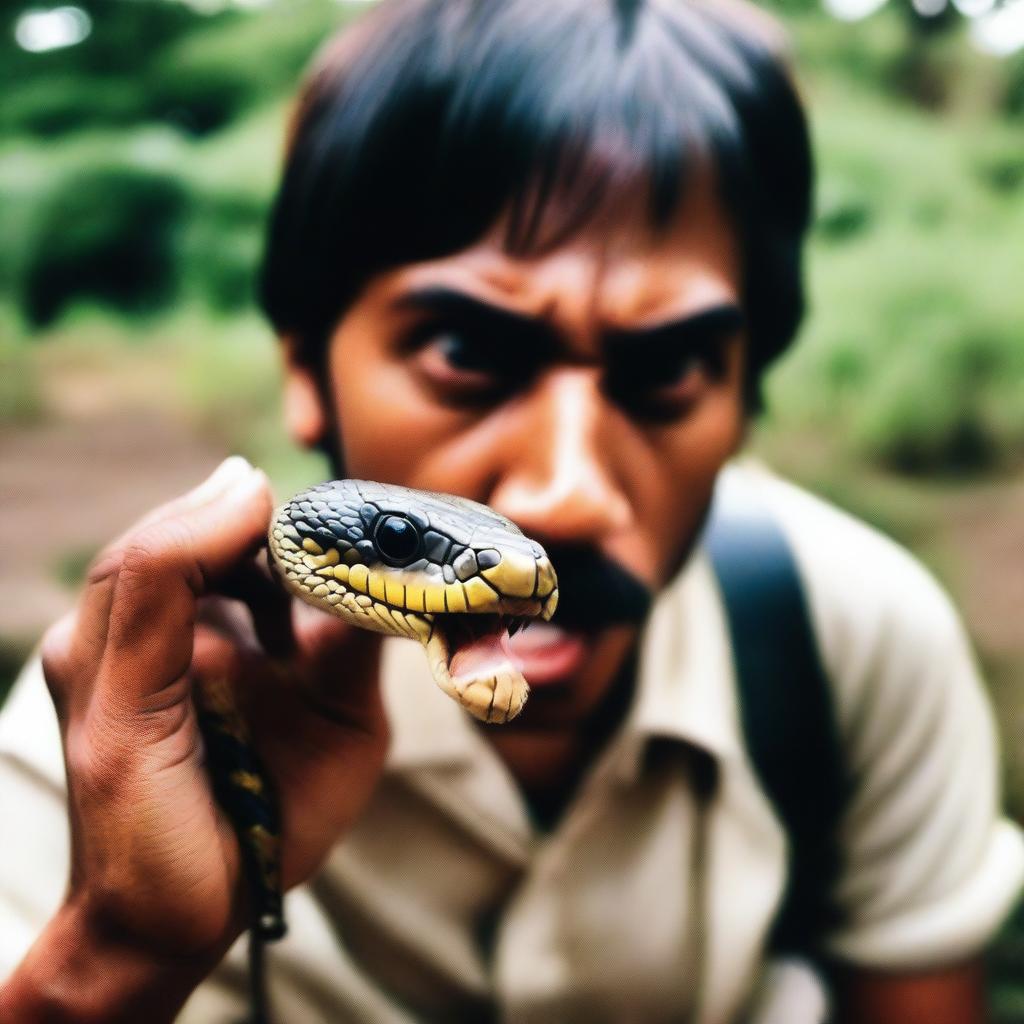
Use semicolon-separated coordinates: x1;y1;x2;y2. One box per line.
196;595;259;649
293;608;381;720
218;557;297;661
95;462;274;717
69;457;257;683
236;626;387;890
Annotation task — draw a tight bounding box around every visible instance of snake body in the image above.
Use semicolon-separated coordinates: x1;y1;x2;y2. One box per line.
200;480;558;1019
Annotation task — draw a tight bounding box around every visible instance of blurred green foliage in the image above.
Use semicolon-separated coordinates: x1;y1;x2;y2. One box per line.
0;0;352;322
23;165;188;325
757;6;1024;474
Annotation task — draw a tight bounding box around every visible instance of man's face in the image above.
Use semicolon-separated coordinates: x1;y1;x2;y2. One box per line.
285;185;747;730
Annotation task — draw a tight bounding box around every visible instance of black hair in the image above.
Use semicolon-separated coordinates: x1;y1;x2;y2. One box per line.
258;0;813;407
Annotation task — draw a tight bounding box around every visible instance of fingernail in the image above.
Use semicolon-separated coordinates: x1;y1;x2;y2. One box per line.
189;456;254;504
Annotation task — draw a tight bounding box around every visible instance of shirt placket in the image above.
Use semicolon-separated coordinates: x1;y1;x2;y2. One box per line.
492;740;701;1023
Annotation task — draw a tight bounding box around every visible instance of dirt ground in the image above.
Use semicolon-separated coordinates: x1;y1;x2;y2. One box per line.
0;410;226;645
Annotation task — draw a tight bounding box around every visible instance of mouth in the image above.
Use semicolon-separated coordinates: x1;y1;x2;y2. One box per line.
506;619;589;687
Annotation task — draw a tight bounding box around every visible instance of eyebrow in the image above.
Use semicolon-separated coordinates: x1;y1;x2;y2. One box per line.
394;287;556;350
394;285;744;354
604;303;745;355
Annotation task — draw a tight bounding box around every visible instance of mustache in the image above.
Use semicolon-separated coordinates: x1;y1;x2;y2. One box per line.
544;545;653;631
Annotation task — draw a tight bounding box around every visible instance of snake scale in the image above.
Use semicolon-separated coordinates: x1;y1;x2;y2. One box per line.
197;479;559;1021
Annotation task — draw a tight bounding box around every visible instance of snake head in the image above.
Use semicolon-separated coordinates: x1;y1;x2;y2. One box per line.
268;480;558;723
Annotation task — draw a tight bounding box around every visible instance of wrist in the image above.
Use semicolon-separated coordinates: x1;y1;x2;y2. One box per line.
0;902;222;1024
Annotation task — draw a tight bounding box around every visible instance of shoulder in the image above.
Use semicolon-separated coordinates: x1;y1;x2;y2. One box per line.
721;460;971;737
721;462;1024;967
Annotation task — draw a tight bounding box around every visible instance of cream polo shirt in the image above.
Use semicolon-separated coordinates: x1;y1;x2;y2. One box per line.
1;463;1022;1023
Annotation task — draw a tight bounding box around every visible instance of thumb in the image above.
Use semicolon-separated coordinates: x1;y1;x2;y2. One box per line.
93;458;273;721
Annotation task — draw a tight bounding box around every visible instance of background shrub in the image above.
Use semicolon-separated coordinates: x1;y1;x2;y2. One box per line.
20;165;190;326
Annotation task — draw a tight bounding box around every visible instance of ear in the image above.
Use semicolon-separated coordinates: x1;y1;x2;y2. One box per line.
279;334;328;449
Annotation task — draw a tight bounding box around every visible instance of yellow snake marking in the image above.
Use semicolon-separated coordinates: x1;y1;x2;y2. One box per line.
304;548;340;570
462;575;498;609
481;548;538;598
348;563;369;592
368;573;387;602
231;770;265;795
445;583;468;613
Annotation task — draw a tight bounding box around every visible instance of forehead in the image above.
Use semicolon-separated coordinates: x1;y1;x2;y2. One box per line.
359;179;741;339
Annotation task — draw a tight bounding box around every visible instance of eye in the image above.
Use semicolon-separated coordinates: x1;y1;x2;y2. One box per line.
415;331;503;386
410;327;533;403
373;514;422;565
434;333;495;373
607;341;727;421
611;355;709;409
652;352;711;391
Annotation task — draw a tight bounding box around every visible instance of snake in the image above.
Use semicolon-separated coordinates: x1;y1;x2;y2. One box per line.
197;479;558;1022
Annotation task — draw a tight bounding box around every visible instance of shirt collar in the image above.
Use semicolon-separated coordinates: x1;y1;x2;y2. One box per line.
382;549;743;775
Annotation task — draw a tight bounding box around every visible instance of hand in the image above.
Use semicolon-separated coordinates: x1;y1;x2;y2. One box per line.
4;458;387;1019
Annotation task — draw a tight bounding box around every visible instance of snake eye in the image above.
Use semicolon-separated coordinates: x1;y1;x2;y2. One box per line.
373;514;422;566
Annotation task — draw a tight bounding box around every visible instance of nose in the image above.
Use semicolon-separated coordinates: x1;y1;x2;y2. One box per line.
489;370;633;544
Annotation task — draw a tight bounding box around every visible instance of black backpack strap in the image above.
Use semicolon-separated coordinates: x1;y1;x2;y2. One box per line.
703;472;848;957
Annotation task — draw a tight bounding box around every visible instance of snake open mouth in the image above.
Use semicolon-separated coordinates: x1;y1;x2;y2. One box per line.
425;613;534;724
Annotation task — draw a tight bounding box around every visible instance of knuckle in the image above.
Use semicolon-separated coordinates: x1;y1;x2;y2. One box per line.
85;543;127;587
40;617;75;699
66;713;135;795
119;531;175;578
104;519;202;593
64;724;118;793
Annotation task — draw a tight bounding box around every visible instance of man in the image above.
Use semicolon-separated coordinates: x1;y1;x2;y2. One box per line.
1;0;1021;1021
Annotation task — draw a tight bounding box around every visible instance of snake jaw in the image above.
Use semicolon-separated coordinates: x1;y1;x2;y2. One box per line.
424;615;531;725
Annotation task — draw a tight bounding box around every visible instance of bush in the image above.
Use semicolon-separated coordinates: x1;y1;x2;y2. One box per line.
1002;52;1024;120
19;165;190;327
0;76;144;137
814;183;875;244
145;64;256;138
181;192;266;312
144;1;346;137
849;327;1023;474
974;147;1024;197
